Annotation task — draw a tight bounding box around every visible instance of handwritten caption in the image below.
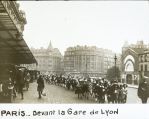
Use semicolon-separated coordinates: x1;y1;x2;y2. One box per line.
0;108;119;117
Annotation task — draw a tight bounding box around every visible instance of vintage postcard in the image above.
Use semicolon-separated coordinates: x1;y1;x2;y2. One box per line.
0;0;149;119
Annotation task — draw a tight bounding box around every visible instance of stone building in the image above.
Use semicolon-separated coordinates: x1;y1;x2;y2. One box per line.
103;49;116;74
139;50;149;82
64;45;115;77
31;41;63;74
121;41;149;85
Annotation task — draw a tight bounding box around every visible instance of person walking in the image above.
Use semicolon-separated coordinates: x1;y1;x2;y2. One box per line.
16;69;25;100
138;79;149;103
37;75;45;99
25;72;30;91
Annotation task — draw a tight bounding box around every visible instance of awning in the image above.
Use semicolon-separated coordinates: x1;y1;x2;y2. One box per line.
0;1;37;64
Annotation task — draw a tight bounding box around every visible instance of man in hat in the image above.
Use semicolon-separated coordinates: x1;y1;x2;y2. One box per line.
138;78;149;103
17;69;25;100
37;75;45;99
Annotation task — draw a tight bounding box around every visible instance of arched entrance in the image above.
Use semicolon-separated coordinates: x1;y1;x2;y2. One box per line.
122;51;140;85
126;74;133;84
125;60;134;72
124;55;136;85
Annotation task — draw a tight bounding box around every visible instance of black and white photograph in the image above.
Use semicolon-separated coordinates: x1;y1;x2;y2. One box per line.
0;0;149;105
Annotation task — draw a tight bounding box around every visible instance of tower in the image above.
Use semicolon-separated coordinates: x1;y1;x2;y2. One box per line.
47;40;53;50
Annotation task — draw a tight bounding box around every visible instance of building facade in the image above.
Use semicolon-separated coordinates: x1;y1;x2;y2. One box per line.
64;45;115;77
31;41;63;74
121;41;149;85
139;50;149;82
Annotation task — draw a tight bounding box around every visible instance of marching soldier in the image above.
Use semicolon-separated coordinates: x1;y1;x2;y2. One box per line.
37;75;45;99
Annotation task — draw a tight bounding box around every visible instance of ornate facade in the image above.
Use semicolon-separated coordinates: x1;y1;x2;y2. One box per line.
121;41;149;85
139;50;149;81
64;45;115;77
31;41;63;73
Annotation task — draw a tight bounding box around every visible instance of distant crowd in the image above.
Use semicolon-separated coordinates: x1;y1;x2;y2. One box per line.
38;74;128;103
2;65;147;104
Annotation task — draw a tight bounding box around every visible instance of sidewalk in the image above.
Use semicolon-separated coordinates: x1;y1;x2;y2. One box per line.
128;84;138;89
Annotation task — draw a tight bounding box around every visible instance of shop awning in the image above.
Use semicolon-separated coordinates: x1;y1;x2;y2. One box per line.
0;1;37;64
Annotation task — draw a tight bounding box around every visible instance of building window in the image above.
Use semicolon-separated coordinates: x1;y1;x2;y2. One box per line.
141;64;143;71
145;64;147;71
144;55;147;62
140;55;143;62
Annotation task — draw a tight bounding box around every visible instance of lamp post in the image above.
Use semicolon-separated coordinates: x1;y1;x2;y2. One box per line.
114;54;117;80
86;55;88;78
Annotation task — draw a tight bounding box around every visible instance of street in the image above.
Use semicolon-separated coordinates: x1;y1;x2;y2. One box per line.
13;81;145;104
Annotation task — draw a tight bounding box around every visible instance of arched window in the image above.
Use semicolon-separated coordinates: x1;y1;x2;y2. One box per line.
125;61;134;72
124;55;135;64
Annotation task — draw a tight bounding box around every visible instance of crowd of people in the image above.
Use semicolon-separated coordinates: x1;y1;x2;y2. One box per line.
1;63;148;104
0;65;35;102
12;68;31;100
1;64;148;104
38;74;128;103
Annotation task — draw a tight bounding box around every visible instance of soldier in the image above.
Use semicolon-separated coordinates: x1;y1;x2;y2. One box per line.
123;83;128;103
138;79;149;103
25;72;30;91
94;83;100;102
16;69;25;100
118;84;127;103
111;80;119;103
37;75;45;99
98;81;105;103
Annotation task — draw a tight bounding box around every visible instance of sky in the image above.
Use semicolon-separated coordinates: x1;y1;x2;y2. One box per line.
18;1;149;55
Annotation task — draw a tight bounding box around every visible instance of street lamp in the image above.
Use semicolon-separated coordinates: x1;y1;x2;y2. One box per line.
114;54;117;80
86;55;88;78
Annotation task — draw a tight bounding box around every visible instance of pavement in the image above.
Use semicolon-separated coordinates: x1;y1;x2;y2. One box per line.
128;84;138;89
13;81;147;104
13;82;96;104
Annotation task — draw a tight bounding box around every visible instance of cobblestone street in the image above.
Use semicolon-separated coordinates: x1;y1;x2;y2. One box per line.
13;81;146;104
13;82;96;103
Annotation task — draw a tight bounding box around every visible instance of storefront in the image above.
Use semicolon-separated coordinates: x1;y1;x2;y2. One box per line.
0;1;37;103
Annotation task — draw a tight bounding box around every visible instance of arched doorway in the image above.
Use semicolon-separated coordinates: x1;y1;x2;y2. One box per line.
124;59;135;85
126;74;133;84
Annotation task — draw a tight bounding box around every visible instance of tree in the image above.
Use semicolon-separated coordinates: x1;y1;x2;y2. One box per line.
106;66;121;82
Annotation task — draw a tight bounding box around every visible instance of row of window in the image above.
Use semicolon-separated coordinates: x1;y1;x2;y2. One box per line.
140;64;148;71
139;54;149;62
64;56;110;62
